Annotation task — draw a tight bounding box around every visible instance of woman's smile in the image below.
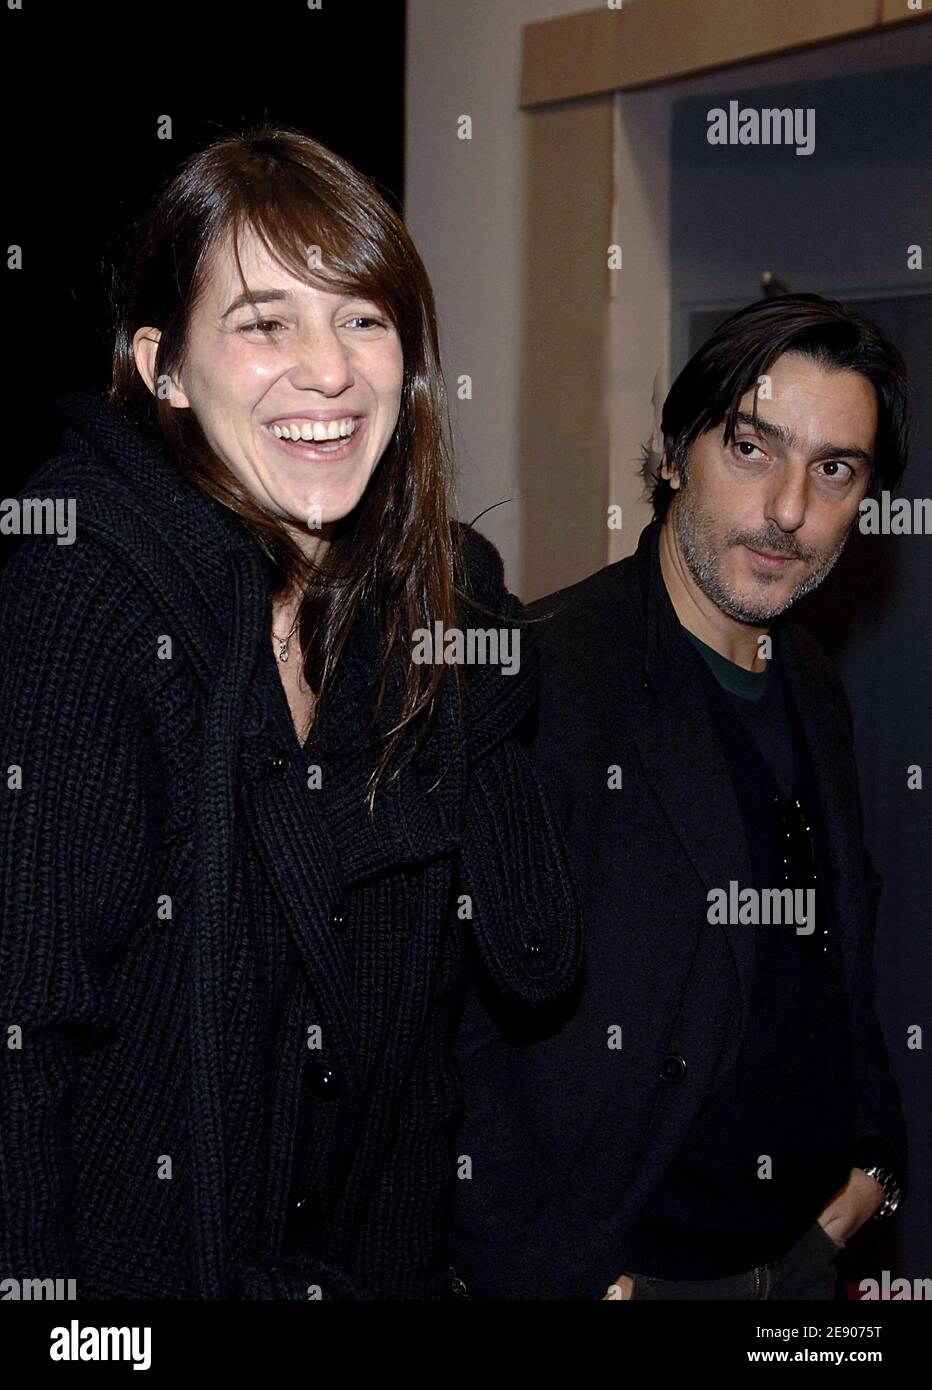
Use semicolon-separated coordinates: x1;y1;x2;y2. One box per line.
261;413;368;464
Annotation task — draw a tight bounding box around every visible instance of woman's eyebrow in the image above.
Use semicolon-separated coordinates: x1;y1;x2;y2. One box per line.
221;287;379;319
221;288;292;319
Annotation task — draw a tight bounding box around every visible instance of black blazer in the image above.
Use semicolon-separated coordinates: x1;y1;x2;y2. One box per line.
448;519;908;1300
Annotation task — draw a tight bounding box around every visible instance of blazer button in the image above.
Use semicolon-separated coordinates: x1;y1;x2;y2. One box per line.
659;1053;687;1084
303;1058;341;1099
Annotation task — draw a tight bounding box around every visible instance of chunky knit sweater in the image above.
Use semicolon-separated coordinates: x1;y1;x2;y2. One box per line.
0;391;581;1300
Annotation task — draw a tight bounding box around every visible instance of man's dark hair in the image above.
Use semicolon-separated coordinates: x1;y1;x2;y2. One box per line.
641;293;912;520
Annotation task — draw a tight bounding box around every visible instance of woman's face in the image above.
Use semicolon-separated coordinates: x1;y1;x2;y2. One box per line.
136;225;404;553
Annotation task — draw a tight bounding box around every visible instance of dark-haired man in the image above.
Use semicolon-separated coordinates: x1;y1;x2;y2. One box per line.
448;295;909;1301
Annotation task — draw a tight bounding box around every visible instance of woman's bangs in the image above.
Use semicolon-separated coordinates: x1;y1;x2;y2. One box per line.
232;204;398;327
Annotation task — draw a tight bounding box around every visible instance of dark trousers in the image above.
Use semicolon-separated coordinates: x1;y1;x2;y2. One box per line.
624;1220;847;1300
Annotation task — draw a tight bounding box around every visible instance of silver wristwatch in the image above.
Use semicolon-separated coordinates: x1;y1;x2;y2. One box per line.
861;1165;903;1219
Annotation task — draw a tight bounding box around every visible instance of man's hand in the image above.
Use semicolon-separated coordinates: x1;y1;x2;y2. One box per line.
603;1274;635;1300
604;1168;884;1296
815;1166;885;1247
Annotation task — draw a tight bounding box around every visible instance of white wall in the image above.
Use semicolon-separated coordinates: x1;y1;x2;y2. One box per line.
405;0;623;591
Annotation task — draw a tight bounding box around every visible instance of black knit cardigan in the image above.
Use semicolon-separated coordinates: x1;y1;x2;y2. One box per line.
0;392;581;1300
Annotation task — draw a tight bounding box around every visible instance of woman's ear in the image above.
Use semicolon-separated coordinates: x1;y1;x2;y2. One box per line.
132;327;190;407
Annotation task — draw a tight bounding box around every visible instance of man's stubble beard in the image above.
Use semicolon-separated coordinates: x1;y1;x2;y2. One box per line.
671;481;854;625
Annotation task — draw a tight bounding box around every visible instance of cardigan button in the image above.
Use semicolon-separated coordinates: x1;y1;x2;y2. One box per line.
303;1058;341;1099
289;1192;320;1231
659;1053;687;1084
267;750;289;779
522;938;543;959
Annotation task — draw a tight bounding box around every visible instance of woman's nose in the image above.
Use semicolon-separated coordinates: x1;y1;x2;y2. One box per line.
288;326;354;393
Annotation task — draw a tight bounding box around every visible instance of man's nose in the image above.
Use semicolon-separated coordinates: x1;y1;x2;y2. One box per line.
764;461;808;534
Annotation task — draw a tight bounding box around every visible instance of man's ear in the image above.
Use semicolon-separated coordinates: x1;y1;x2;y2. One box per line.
659;453;683;492
132;327;190;408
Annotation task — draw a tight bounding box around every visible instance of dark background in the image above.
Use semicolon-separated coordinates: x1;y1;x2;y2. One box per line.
5;0;406;511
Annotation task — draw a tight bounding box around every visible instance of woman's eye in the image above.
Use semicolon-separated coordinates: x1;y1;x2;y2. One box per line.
238;319;286;334
344;315;386;330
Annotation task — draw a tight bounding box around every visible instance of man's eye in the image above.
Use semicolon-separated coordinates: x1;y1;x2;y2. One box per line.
818;459;854;483
239;319;286;334
735;440;766;460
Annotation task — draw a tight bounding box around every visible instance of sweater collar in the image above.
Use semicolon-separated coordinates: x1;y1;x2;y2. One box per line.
42;390;539;759
50;390;269;614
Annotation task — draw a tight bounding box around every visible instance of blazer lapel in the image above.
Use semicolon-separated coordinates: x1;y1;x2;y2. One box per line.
633;674;756;1061
630;525;756;1057
777;625;863;996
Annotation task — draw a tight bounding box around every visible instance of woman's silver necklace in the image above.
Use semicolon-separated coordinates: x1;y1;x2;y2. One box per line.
272;614;300;663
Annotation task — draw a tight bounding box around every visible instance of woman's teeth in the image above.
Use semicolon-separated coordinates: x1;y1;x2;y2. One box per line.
270;418;359;442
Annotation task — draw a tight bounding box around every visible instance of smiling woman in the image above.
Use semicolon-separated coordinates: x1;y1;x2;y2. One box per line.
0;125;582;1301
108;126;451;791
131;239;405;571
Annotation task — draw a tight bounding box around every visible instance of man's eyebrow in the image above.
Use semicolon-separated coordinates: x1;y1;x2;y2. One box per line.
732;410;872;464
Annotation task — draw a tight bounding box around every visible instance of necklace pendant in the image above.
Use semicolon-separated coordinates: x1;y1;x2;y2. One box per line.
278;639;289;662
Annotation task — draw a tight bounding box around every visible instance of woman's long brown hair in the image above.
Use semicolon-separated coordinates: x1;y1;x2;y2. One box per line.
108;123;480;818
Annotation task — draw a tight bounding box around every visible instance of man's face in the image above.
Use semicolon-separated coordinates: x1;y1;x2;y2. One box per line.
665;352;877;623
